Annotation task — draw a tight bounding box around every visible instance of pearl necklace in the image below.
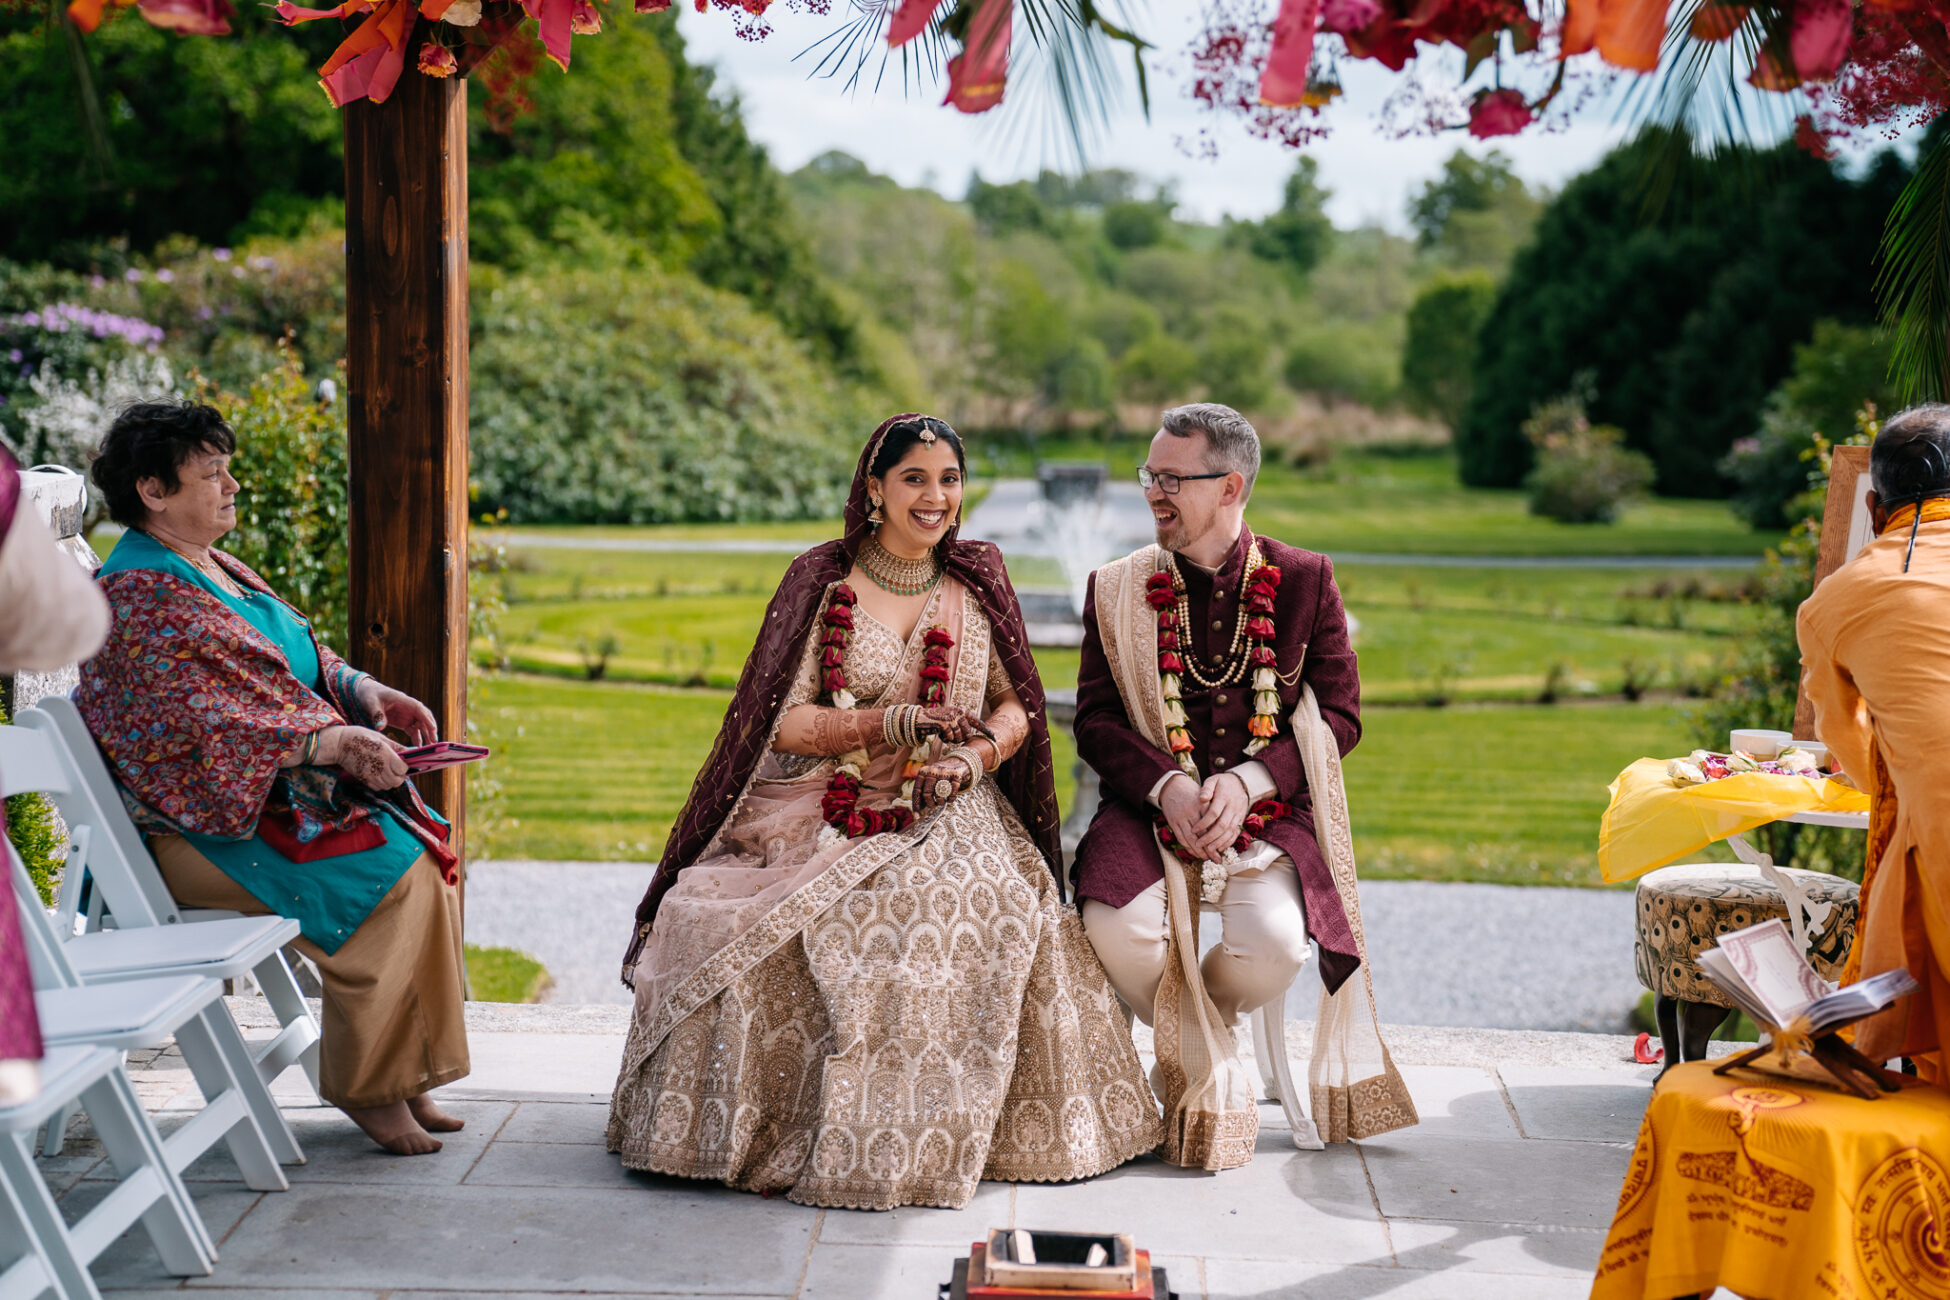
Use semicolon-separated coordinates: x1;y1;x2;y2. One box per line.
1165;541;1265;689
856;535;942;597
145;530;243;597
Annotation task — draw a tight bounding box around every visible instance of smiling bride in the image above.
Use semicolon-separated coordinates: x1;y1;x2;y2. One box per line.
607;414;1162;1210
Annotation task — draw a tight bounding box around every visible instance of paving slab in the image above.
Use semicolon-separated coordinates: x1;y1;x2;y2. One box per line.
56;1180;260;1291
464;1138;646;1190
1357;1133;1632;1230
815;1179;1013;1247
172;1099;514;1186
494;1100;611;1145
1498;1064;1654;1143
178;1182;814;1294
1387;1065;1520;1141
1014;1134;1389;1265
1383;1217;1608;1277
1204;1257;1597;1299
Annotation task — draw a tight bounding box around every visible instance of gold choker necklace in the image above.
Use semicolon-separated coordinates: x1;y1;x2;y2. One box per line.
857;534;942;597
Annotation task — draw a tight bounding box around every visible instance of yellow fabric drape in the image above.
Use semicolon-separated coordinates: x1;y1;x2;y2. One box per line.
1597;758;1867;885
1593;1062;1950;1300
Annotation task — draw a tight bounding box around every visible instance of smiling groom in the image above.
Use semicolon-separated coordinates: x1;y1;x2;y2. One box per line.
1072;403;1416;1168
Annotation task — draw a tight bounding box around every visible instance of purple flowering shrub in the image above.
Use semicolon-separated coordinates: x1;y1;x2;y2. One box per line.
0;300;165;453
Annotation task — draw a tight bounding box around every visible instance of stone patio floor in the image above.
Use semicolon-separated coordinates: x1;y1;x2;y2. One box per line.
36;1000;1737;1300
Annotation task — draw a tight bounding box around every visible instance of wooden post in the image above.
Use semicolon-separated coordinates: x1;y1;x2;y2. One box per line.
342;65;471;859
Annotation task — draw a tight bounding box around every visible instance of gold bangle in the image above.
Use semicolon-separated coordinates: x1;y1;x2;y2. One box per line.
944;745;984;791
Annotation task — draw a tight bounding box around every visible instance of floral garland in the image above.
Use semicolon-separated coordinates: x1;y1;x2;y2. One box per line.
1144;558;1289;900
815;583;953;845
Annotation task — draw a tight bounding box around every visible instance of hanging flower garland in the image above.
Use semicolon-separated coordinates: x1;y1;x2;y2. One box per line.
1144;558;1290;901
815;583;954;846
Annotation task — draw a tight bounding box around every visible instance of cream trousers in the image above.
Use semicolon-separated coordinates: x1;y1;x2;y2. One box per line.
1081;855;1310;1026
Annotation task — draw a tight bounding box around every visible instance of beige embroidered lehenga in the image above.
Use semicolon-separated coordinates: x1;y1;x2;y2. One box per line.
607;578;1162;1210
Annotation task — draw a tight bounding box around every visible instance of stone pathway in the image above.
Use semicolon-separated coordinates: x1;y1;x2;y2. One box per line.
41;1001;1717;1299
465;864;1644;1033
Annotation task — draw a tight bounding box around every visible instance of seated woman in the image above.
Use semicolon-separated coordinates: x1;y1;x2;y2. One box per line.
609;415;1162;1211
75;400;469;1156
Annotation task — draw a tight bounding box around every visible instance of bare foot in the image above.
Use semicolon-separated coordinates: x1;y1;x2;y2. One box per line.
407;1093;465;1133
342;1101;441;1155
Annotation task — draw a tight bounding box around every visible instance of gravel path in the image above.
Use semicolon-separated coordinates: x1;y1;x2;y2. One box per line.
466;862;1642;1032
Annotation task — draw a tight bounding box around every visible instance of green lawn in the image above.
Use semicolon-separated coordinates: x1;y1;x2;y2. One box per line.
472;673;1708;887
493;551;1755;704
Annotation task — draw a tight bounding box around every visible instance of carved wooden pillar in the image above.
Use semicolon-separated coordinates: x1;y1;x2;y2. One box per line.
343;68;470;861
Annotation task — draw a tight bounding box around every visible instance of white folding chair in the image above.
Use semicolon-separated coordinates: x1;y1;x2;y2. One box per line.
19;697;321;1100
0;1044;213;1300
1197;897;1325;1150
1;725;300;1180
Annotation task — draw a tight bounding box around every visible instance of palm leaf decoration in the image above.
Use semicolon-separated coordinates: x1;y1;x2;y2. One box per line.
1877;131;1950;404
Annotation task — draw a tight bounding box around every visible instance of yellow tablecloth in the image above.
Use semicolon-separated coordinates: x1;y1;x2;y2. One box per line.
1597;759;1869;884
1592;1061;1950;1300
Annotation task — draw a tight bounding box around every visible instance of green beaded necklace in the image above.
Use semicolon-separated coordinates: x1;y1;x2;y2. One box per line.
856;534;942;596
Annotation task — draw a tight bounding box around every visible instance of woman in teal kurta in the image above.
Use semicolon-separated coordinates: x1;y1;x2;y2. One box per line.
76;400;471;1156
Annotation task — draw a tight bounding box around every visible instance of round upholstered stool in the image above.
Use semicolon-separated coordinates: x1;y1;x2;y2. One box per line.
1633;862;1859;1069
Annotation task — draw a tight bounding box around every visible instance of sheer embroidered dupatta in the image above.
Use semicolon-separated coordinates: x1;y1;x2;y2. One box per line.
620;580;981;1072
1091;545;1415;1163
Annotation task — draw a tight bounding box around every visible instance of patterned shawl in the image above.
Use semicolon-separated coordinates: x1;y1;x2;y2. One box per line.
75;549;458;877
621;414;1064;983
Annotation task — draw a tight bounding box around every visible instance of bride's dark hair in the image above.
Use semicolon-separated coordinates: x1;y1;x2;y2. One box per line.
869;416;965;480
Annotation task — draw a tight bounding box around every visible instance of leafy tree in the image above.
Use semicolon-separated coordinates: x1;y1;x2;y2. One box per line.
1117;334;1198;404
1722;321;1894;529
1400;272;1496;431
1234;159;1333;276
1034;169;1143;208
1459;131;1907;492
469;263;864;523
1407;149;1540;272
1102;200;1171;250
1198;309;1274;411
967;174;1059;237
1085;292;1162;360
0;7;342;265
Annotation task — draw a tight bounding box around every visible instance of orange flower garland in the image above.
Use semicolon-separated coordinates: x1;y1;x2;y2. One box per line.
1143;558;1290;890
816;583;953;842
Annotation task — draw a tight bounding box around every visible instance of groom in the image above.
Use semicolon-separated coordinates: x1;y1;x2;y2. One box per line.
1073;402;1380;1165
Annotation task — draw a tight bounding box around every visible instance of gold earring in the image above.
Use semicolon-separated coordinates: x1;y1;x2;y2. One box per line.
868;496;884;525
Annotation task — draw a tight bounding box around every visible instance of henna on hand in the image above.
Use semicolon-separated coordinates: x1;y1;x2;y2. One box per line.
321;726;409;791
980;700;1030;765
775;705;887;757
914;706;978;744
912;757;976;811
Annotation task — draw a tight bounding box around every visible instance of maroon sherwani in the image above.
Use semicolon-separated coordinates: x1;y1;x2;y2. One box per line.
1073;526;1363;993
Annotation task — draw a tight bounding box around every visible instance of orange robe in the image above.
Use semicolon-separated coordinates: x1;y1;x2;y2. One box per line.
1797;509;1950;1080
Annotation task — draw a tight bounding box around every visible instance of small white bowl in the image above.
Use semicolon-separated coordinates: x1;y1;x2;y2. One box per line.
1789;739;1831;769
1730;728;1793;758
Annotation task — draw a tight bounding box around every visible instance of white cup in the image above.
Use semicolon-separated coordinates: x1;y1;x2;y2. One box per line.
1730;728;1793;758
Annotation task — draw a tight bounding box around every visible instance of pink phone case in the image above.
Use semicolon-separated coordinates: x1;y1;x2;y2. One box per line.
399;742;489;774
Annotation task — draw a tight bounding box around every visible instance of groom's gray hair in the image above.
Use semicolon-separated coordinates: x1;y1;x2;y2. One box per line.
1159;402;1261;494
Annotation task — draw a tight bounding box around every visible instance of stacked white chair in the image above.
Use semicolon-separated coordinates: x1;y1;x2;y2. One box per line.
22;696;321;1099
1;722;303;1192
0;1044;213;1300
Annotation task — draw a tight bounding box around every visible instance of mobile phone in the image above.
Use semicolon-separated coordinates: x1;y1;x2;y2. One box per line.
398;741;490;774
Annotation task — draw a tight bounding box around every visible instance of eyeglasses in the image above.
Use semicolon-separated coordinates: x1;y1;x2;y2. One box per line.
1137;466;1229;495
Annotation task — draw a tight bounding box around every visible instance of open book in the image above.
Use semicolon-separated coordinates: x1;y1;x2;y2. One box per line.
1696;918;1917;1095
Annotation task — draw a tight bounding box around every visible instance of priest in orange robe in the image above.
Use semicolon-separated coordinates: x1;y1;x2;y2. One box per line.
1797;406;1950;1081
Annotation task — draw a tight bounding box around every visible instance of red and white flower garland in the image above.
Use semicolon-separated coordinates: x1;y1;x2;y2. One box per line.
815;582;953;845
1144;558;1290;900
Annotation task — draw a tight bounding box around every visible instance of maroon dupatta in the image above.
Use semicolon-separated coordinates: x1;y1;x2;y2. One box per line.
621;414;1063;985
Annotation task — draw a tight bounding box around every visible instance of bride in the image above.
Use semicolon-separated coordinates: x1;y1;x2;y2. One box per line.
608;414;1163;1210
